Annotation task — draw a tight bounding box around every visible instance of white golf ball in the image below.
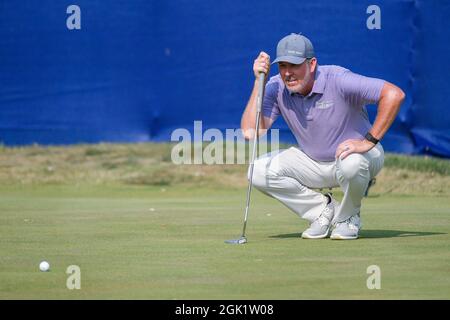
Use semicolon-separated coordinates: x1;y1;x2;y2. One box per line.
39;261;50;272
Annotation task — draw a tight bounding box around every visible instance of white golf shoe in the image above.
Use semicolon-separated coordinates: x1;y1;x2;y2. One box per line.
302;194;338;239
330;214;361;240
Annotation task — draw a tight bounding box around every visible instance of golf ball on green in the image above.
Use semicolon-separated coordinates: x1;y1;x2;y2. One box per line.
39;261;50;272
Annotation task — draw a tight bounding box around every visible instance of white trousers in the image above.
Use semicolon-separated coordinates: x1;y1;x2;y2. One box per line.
250;144;384;223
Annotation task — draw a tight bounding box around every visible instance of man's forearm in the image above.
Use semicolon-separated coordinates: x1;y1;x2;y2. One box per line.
369;82;405;141
241;79;267;139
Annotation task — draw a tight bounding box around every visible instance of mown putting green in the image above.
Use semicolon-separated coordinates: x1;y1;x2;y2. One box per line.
1;184;448;299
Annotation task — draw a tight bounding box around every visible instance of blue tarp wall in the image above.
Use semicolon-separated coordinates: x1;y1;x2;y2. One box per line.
1;0;449;157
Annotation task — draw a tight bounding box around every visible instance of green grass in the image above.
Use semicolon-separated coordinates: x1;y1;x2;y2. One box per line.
384;153;450;175
0;143;449;299
0;184;449;299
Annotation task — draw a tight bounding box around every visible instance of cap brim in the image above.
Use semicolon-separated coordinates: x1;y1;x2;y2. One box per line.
271;56;306;65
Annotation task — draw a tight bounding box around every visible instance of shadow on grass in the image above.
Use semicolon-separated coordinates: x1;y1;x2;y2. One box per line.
359;230;446;238
270;230;446;239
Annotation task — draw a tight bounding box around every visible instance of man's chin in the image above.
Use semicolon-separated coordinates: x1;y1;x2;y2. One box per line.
286;84;302;94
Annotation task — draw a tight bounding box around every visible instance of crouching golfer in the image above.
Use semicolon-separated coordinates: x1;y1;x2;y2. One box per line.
241;33;405;240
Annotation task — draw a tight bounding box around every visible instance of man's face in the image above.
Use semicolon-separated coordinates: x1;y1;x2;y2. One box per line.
278;60;314;94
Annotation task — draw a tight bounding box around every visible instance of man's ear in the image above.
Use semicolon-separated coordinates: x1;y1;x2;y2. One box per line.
309;58;318;73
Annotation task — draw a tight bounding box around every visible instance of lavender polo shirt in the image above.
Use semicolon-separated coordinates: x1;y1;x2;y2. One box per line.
263;65;385;162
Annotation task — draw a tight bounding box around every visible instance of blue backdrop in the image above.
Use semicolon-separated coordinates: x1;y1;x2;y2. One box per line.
0;0;449;157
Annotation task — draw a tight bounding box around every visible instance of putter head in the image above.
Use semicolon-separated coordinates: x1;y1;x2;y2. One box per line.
224;236;247;245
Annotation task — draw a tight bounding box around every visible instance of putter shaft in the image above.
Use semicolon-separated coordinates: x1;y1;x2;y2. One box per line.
240;72;265;238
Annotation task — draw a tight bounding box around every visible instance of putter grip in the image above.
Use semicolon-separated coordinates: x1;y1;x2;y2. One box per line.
256;72;265;112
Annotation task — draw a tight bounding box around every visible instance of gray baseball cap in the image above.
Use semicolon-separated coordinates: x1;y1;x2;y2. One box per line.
272;33;315;65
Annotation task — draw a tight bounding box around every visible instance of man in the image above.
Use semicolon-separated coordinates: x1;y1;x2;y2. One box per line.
241;33;405;240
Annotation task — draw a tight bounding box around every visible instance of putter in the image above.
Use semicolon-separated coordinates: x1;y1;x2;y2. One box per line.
225;72;265;245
